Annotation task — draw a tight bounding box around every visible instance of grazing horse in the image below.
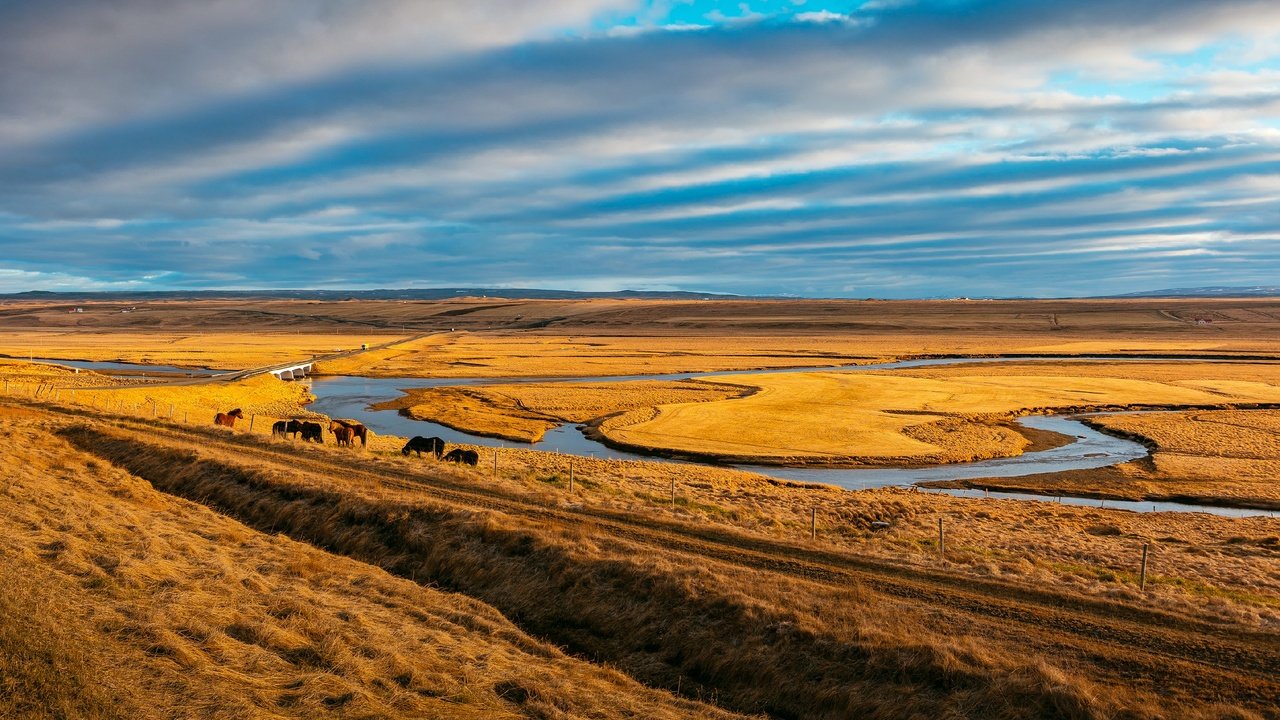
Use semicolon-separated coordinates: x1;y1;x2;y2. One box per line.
402;436;445;458
329;419;369;447
442;448;479;466
333;426;355;447
272;419;305;438
300;422;324;443
214;408;244;427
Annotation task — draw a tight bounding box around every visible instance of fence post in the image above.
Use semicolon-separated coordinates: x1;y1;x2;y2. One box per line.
811;508;817;540
493;450;498;478
248;415;255;432
169;403;174;419
1139;543;1149;591
568;458;574;493
938;517;945;555
184;410;189;424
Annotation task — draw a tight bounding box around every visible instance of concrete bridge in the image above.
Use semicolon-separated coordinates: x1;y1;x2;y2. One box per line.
266;362;314;381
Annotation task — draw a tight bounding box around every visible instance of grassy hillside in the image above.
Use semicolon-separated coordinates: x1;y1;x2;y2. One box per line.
0;404;743;719
1;400;1271;718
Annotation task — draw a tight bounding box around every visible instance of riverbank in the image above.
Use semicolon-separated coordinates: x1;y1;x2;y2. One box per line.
929;410;1280;511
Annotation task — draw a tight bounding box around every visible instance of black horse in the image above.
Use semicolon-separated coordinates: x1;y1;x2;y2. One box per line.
442;448;479;466
299;421;324;443
273;419;305;438
402;436;445;458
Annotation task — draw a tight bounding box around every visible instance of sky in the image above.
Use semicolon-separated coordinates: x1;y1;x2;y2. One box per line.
0;0;1278;298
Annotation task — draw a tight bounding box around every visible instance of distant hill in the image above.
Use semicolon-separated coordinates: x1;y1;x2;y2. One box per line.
0;288;742;302
1110;286;1280;298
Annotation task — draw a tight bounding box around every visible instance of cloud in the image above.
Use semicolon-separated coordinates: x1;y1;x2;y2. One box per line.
0;0;1278;296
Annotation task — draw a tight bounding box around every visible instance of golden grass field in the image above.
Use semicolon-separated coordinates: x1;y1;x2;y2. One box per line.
373;379;749;442
5;297;1280;718
0;329;402;370
0;361;323;434
5;371;1276;630
378;440;1280;630
8;401;1275;718
6;296;1280;378
591;360;1280;464
0;405;737;720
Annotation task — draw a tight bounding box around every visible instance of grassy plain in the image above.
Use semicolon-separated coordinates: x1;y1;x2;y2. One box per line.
5;296;1280;378
594;361;1280;464
0;329;398;370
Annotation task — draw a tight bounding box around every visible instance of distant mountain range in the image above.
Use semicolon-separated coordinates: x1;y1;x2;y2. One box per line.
3;286;1277;302
1109;286;1280;298
0;288;741;302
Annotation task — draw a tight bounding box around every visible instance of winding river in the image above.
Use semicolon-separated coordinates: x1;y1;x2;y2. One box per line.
34;355;1278;518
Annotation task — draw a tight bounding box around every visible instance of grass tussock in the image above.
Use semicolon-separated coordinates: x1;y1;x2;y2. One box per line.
54;417;1276;719
0;558;146;719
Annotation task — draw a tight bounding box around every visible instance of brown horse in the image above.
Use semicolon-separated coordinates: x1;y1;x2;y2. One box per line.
333;426;355;447
214;408;244;427
329;419;369;447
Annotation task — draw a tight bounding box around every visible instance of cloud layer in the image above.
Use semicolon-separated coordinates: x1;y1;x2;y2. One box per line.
1;0;1278;296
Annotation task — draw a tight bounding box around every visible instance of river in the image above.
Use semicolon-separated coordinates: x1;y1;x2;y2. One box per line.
33;355;1277;517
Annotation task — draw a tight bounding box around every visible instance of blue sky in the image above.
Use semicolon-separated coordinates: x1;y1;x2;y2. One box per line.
1;0;1278;297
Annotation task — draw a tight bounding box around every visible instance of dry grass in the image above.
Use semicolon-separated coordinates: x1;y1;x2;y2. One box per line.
0;556;146;719
0;361;328;442
317;332;896;378
5;297;1280;379
370;440;1280;629
12;364;1278;629
0;358;131;389
0;405;741;719
0;329;401;370
373;379;747;442
595;361;1280;464
50;411;1275;719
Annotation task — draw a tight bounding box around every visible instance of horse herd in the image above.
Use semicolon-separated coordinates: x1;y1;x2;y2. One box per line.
214;409;479;465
